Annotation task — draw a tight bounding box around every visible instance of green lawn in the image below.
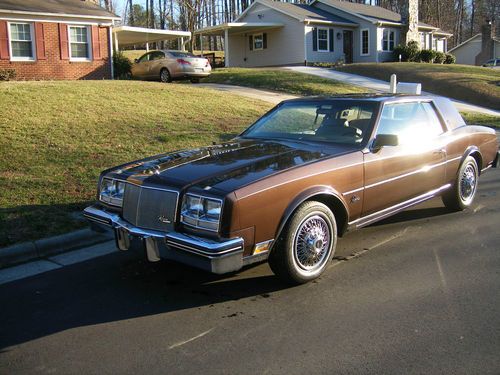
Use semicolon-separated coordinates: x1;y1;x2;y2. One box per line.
337;63;500;111
0;81;272;247
206;68;369;96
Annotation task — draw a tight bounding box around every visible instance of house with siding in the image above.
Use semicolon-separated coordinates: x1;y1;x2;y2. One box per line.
196;0;451;67
448;21;499;66
0;0;119;80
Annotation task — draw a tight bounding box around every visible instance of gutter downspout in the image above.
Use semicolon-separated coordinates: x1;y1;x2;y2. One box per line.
108;24;114;79
304;21;309;66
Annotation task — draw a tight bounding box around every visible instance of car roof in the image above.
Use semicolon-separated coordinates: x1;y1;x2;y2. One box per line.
281;94;433;103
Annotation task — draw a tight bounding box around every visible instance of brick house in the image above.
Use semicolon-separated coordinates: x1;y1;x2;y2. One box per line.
0;0;119;80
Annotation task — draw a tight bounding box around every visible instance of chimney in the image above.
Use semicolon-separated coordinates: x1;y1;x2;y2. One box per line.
401;0;420;45
475;19;495;65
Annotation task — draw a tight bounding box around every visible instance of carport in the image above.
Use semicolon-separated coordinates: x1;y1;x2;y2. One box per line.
112;26;192;51
194;22;284;67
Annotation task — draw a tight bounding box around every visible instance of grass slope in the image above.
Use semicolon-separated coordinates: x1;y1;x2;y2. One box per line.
0;81;271;247
337;63;500;111
206;68;368;96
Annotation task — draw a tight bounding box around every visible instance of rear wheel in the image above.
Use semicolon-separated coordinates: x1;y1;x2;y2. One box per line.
442;156;479;211
190;78;200;84
268;201;337;284
160;68;171;83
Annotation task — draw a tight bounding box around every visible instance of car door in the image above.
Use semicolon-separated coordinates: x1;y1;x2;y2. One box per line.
361;101;447;218
131;52;152;79
148;51;166;78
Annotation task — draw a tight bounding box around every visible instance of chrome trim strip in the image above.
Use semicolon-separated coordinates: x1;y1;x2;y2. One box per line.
349;183;451;227
342;187;364;196
481;165;492;173
166;241;242;257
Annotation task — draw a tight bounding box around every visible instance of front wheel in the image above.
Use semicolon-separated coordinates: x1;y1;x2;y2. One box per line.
442;156;479;211
268;201;337;284
160;68;171;83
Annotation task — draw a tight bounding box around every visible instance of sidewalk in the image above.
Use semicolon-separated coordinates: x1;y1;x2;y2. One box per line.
284;66;500;117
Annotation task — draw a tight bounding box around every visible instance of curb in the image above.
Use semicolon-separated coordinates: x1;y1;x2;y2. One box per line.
0;227;114;269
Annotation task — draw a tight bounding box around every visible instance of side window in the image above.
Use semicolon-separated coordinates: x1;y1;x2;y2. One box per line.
151;51;165;60
138;53;151;63
377;102;443;144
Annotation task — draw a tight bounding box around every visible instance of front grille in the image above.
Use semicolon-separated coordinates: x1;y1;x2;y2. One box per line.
122;184;178;232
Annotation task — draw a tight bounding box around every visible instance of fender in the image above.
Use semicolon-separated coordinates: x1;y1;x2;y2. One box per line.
460;146;482;173
273;185;349;243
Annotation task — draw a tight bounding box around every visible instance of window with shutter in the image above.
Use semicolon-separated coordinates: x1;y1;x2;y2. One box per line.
9;22;35;61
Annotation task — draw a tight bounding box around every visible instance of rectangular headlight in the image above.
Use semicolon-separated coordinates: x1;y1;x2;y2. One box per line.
99;178;125;207
180;194;222;232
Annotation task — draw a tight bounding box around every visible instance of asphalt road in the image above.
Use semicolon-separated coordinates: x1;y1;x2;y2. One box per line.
1;167;499;374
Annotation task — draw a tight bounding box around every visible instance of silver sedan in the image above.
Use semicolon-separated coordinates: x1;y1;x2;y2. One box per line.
131;50;212;83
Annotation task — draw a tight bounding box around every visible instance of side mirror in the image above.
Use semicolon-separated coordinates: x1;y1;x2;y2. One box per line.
134;58;139;63
372;134;399;152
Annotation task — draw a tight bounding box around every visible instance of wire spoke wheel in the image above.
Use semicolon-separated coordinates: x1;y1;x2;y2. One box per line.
268;201;337;284
294;215;331;272
459;164;477;204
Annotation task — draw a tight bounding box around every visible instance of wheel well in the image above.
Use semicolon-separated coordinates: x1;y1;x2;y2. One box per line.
469;151;483;174
305;194;349;237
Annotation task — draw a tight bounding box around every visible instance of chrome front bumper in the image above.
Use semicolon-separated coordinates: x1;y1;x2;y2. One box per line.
83;205;244;274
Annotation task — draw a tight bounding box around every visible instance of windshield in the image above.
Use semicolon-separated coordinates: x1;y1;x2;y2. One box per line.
241;100;379;145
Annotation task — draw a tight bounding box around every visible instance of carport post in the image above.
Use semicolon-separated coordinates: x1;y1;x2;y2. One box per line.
114;32;119;52
146;42;149;52
200;33;204;56
180;37;185;51
224;29;229;67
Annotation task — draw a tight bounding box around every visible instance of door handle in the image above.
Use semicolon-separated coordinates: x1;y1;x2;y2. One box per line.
433;148;446;155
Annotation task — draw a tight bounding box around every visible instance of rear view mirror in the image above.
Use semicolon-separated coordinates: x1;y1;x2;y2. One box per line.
372;134;399;152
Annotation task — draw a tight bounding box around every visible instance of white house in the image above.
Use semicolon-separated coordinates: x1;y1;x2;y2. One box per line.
195;0;452;67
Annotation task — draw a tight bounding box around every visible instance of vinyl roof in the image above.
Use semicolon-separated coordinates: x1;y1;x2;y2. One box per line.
0;0;119;18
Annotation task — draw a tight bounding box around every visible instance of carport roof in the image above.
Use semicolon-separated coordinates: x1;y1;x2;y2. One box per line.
195;22;284;36
113;26;191;46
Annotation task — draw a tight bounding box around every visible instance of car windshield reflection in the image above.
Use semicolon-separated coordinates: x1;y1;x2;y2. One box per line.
241;100;379;146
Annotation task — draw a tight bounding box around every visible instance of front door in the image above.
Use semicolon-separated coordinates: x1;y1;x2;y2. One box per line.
361;101;447;218
343;31;353;64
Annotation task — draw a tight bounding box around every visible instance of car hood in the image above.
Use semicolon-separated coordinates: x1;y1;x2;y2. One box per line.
106;139;356;194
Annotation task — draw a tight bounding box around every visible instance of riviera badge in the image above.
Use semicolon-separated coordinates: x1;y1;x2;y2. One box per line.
158;215;171;224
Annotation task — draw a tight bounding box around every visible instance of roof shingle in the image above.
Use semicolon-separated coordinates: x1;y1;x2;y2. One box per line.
0;0;118;18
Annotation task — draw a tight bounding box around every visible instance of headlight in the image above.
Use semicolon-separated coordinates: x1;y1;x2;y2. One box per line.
99;178;125;207
180;194;222;232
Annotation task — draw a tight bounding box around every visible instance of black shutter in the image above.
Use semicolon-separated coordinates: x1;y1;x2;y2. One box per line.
263;33;267;49
312;28;317;51
329;29;334;51
249;35;253;51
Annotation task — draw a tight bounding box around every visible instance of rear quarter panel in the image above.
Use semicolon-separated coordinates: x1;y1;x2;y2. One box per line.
444;125;498;183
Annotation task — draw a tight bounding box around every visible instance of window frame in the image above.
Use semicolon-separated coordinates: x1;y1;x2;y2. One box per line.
68;25;92;62
8;22;36;61
253;33;264;51
360;28;370;56
317;27;329;52
382;29;395;52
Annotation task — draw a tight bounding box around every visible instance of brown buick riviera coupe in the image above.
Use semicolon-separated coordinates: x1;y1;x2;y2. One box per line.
85;95;499;284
